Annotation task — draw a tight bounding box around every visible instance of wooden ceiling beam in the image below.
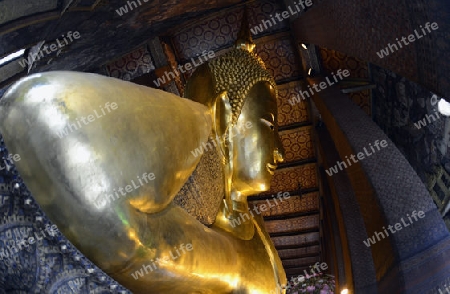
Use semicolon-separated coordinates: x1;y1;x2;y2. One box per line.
280;252;321;261
263;210;319;221
250;187;319;200
277;157;317;169
269;228;319;238
275;240;320;251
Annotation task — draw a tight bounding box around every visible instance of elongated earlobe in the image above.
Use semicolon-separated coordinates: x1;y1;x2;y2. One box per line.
211;91;232;162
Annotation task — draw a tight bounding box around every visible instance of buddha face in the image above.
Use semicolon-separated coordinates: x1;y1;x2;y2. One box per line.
230;81;284;196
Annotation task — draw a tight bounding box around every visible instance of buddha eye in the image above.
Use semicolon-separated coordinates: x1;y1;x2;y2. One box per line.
261;118;275;131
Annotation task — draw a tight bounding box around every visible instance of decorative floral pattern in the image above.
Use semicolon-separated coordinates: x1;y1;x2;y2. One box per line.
277;82;310;126
171;0;287;62
280;127;315;162
105;45;155;81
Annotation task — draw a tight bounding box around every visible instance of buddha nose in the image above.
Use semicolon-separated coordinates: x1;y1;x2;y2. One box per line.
273;142;284;164
274;133;285;164
274;148;284;164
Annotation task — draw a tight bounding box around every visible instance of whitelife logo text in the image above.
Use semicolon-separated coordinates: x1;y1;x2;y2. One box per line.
116;0;149;16
57;102;118;138
0;224;58;260
288;69;350;106
153;50;215;87
94;172;156;208
131;243;193;280
376;22;438;58
250;1;313;35
190;121;253;158
230;192;290;228
19;31;81;68
363;210;425;247
0;153;21;171
325;139;388;176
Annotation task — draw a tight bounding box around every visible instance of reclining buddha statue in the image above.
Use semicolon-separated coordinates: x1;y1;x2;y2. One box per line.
0;15;287;293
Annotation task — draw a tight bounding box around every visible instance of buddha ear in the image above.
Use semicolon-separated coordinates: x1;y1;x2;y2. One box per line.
211;91;232;161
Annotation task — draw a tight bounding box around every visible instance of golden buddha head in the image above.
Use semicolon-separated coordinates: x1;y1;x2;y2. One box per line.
184;47;284;198
184;9;284;199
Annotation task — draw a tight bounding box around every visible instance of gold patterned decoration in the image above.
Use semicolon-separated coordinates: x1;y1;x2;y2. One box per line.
208;49;278;124
255;35;301;82
277;81;309;126
172;139;224;225
280;126;315;162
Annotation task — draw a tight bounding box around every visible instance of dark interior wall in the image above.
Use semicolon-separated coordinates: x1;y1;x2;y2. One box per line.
310;77;450;293
316;127;377;293
371;64;450;229
291;0;450;98
314;45;450;230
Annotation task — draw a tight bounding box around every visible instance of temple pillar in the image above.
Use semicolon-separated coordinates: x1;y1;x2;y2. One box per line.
309;76;450;293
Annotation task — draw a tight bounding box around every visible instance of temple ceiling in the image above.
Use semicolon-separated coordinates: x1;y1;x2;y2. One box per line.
0;0;246;73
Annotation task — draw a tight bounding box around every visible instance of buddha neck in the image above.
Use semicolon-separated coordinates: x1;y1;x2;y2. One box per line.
172;133;225;225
